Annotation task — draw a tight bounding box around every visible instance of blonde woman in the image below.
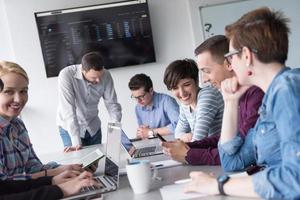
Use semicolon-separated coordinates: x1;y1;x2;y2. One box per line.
0;60;82;180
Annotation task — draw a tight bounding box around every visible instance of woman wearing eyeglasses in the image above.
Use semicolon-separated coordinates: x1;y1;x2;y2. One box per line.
163;59;224;142
184;7;300;199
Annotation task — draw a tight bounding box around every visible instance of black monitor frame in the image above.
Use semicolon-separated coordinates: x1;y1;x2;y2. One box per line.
35;0;156;78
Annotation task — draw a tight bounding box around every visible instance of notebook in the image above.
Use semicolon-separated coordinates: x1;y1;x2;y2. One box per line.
62;122;122;200
121;129;163;158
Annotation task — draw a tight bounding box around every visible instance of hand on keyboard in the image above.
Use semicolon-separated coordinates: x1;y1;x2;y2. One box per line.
57;171;101;197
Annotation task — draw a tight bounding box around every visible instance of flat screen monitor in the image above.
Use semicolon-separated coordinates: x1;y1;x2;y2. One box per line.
35;0;156;78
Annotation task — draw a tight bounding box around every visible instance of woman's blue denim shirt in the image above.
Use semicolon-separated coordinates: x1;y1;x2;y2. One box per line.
218;67;300;199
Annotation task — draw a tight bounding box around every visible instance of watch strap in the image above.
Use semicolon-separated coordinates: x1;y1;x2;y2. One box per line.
217;175;230;196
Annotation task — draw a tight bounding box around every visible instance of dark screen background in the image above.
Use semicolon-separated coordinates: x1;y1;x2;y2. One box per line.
35;1;156;78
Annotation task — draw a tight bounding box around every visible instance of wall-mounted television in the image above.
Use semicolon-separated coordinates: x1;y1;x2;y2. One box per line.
35;0;156;78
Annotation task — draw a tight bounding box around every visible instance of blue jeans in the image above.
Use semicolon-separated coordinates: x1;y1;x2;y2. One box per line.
59;126;102;147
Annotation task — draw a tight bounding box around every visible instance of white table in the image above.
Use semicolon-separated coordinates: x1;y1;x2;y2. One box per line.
39;141;260;200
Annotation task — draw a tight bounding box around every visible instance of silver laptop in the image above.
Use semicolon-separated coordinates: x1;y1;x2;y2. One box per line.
63;122;122;200
121;129;163;158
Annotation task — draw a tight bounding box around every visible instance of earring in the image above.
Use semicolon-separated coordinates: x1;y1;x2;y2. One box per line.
246;63;252;76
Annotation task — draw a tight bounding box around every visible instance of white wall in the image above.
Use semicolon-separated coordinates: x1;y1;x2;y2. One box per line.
0;0;197;156
0;0;14;60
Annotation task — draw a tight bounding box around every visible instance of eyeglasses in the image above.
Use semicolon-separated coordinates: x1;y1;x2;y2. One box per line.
131;92;148;101
224;48;258;65
224;49;241;65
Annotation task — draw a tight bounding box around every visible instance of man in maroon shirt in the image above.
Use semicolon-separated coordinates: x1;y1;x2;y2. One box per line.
161;35;264;165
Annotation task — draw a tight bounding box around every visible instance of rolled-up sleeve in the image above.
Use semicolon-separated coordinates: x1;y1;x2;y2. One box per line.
218;130;256;172
219;135;243;155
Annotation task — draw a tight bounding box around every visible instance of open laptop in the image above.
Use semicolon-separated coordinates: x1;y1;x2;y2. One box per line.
121;129;163;158
120;130;182;174
63;122;122;200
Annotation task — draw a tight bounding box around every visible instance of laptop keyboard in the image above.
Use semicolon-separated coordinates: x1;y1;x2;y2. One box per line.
81;177;104;193
135;146;156;156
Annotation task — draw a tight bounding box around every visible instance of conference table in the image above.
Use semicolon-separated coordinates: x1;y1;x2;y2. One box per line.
39;138;259;200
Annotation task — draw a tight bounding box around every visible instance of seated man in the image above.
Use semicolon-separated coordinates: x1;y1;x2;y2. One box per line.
163;59;224;142
128;73;179;139
161;35;264;165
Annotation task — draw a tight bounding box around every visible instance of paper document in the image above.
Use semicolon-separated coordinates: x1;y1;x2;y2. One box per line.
152;159;182;169
160;183;207;200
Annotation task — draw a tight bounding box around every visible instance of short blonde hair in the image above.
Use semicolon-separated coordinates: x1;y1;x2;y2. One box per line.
0;60;29;82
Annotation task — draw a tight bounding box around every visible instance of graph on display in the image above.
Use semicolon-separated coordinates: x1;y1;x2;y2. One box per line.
35;0;156;77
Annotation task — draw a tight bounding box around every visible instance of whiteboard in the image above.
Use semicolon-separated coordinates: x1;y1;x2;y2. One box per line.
199;0;300;68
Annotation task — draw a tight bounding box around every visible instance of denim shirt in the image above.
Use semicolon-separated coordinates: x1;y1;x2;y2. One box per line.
218;67;300;199
135;92;179;133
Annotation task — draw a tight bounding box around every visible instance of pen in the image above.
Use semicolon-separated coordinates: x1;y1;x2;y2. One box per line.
174;178;192;184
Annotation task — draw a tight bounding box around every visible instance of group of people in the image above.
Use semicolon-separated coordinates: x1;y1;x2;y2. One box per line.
0;6;299;200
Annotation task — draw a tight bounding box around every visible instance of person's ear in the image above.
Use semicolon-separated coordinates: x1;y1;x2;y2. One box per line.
149;87;154;95
242;46;253;66
224;59;233;71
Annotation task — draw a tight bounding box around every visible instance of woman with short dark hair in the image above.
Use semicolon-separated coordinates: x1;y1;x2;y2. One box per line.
184;7;300;199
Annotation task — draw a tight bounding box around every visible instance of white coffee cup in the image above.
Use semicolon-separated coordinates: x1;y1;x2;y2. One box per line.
126;160;157;194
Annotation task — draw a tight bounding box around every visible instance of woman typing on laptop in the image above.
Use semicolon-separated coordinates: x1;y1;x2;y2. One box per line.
0;170;98;200
0;61;99;199
0;60;84;181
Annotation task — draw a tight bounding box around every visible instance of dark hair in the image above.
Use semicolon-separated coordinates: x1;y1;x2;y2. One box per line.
128;73;153;92
81;51;104;71
225;7;290;64
164;59;198;90
194;35;229;64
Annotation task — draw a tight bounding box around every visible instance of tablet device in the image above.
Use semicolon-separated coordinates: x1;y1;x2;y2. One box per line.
81;149;105;169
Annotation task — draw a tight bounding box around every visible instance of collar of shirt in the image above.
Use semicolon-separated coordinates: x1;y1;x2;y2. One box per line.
73;64;107;87
74;64;85;80
0;115;11;129
141;92;157;111
0;117;20;142
187;88;201;113
262;66;290;107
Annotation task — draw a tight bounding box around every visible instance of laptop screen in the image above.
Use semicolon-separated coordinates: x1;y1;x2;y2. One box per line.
121;130;136;156
105;122;122;184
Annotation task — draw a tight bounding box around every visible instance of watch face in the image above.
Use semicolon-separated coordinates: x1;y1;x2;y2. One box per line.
148;130;154;137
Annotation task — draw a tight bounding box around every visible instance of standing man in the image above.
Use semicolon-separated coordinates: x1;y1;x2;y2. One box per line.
57;51;122;152
128;73;179;139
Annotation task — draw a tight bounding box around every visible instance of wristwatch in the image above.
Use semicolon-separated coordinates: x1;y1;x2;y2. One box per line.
217;175;230;195
148;129;155;137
